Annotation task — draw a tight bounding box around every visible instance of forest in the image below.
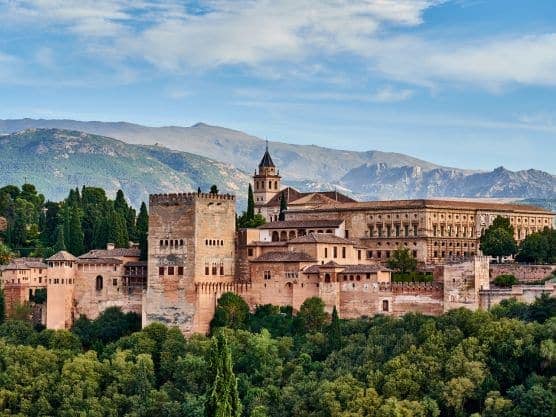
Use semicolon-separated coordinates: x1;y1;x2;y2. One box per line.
0;292;554;417
0;184;148;260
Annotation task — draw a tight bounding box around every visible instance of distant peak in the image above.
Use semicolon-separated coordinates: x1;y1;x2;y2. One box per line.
191;122;209;128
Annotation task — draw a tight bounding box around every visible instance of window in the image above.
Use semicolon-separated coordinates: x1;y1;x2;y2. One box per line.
113;278;118;286
377;250;382;258
412;250;417;258
395;224;400;237
96;275;103;291
413;224;418;236
248;248;254;256
220;263;224;275
342;247;346;258
386;251;391;258
358;250;361;260
382;300;389;312
345;230;349;238
264;271;271;280
333;246;338;258
369;225;374;237
159;267;164;276
212;263;217;275
324;247;328;258
324;273;331;283
168;267;174;275
205;264;209;275
386;225;391;237
178;267;184;275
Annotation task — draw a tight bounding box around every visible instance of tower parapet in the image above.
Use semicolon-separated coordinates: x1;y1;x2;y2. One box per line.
150;192;235;205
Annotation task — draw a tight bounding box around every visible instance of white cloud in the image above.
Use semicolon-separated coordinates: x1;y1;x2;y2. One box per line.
371;86;414;102
4;1;556;90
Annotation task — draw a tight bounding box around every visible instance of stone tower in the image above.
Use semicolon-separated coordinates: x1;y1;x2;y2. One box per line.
253;142;281;211
144;192;236;335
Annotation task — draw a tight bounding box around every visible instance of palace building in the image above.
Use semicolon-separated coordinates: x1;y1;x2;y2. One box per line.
1;145;554;335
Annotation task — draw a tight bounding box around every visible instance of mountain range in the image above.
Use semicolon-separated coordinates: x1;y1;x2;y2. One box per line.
0;119;554;207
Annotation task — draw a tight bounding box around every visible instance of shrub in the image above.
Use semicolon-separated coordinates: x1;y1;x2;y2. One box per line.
493;274;518;287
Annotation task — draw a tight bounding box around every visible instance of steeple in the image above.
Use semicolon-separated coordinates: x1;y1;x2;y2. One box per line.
258;139;275;168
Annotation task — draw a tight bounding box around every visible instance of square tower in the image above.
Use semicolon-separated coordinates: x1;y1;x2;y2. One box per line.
144;192;236;334
253;142;281;209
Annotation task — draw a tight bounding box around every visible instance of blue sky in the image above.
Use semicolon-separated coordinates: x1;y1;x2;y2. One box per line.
0;0;555;172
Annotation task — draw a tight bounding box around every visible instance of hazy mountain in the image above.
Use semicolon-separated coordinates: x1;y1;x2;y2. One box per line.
0;119;554;203
0;128;251;207
0;119;443;182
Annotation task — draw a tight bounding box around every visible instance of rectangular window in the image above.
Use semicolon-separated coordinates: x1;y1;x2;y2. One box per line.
324;247;328;258
382;300;389;312
358;250;361;260
168;267;174;275
395;225;400;237
178;266;184;275
342;247;346;258
212;264;217;275
412;250;417;258
220;265;224;275
369;225;374;237
405;225;409;237
264;271;271;280
377;250;382;258
386;251;391;258
413;224;418;236
205;266;209;275
333;246;338;258
248;248;254;257
367;250;373;258
386;225;391;238
113;278;118;286
159;267;164;276
345;230;349;238
378;225;383;237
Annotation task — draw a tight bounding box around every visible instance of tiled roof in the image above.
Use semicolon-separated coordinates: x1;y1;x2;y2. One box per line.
251;251;317;263
248;241;288;246
303;263;388;274
290;199;553;214
1;258;48;271
124;261;148;267
76;258;123;265
79;248;140;259
258;219;343;230
263;187;355;208
288;233;356;245
46;251;77;262
289;193;338;206
258;147;275;168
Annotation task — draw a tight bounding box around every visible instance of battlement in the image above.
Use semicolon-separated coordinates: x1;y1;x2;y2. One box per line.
377;281;443;292
149;192;236;205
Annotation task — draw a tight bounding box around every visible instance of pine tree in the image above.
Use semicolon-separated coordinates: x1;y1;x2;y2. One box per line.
67;205;84;255
327;305;342;352
136;202;149;260
247;184;255;220
53;225;66;252
205;332;242;417
278;191;287;221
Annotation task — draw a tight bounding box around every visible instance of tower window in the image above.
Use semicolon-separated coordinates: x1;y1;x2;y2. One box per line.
96;275;103;291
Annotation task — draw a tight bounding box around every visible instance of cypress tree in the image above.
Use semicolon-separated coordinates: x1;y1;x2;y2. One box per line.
327;305;342;352
126;206;137;242
0;289;5;324
198;187;202;194
205;332;242;417
247;184;255;220
136;202;149;260
114;189;128;215
67;205;84;255
53;225;66;252
106;208;129;248
278;192;287;221
210;185;219;195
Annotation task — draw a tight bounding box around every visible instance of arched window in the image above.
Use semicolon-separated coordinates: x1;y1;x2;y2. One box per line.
274;181;278;189
96;275;103;291
272;231;279;242
324;273;331;283
288;230;296;240
280;231;287;241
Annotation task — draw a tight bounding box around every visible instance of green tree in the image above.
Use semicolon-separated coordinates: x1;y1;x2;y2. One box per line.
247;184;255;220
295;297;329;333
0;242;15;265
0;288;5;324
516;228;555;264
480;216;517;261
326;305;342;352
278;192;287;221
136;202;149;260
53;224;66;252
211;293;250;330
387;246;418;273
66;205;85;255
205;332;242;417
210;185;219;195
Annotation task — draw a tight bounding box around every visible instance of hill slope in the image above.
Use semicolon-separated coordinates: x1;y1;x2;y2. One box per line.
0;128;250;207
0;119;554;202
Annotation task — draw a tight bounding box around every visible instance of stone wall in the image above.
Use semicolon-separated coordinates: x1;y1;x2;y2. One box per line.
489;264;556;282
479;282;556;310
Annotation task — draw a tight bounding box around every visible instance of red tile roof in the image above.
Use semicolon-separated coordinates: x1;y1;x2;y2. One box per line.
258;219;343;230
251;251;317;263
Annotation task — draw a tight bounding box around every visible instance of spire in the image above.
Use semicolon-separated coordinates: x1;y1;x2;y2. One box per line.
258;140;275;168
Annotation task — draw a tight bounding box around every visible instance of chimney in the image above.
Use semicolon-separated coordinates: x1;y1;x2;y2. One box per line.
106;243;115;250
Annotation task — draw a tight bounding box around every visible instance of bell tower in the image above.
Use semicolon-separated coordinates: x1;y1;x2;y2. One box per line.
253;141;281;210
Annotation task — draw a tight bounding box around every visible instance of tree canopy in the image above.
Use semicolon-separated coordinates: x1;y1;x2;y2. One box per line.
480;216;518;261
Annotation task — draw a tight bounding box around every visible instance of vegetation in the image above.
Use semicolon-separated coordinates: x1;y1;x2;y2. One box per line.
516;227;556;264
278;191;287;221
0;183;148;257
387;246;418;274
0;295;554;417
480;217;518;261
493;274;518;288
392;271;434;283
237;184;266;229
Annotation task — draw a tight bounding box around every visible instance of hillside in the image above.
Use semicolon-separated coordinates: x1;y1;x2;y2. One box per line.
0;119;554;202
0;129;251;207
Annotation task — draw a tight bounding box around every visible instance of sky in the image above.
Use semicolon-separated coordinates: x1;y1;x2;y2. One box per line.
0;0;555;173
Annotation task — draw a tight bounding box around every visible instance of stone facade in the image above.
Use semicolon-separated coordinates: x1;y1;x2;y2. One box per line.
489;264;556;283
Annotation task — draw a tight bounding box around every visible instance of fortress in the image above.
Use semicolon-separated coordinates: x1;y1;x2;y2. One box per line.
1;146;555;334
